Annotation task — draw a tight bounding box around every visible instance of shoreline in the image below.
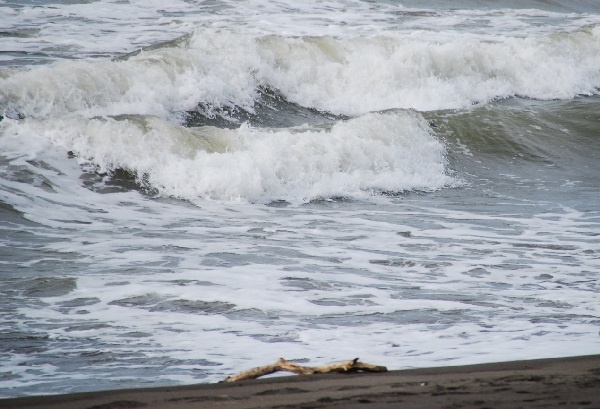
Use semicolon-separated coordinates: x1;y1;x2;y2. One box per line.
3;354;599;409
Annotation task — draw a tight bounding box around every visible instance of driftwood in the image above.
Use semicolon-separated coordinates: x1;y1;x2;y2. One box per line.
224;358;387;382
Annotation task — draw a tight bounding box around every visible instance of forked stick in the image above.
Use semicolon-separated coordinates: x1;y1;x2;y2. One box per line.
224;358;387;382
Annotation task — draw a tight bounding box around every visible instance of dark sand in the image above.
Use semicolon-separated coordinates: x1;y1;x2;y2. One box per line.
3;355;600;409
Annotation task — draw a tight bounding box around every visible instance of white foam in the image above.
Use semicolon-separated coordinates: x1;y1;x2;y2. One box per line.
3;28;600;120
1;110;452;202
257;30;600;114
2;150;599;391
0;33;260;118
2;0;598;63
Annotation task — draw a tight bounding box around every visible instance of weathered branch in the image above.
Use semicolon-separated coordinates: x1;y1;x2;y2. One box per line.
223;358;387;382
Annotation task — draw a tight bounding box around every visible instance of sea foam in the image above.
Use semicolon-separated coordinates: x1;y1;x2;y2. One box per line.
2;110;452;202
3;27;600;202
2;28;600;120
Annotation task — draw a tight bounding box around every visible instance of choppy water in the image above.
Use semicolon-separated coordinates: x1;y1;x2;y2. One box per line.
1;0;599;398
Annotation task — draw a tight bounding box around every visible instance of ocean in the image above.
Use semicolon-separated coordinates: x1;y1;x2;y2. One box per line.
1;0;599;398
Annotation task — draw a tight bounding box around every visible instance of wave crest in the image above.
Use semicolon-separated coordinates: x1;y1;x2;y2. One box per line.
2;29;600;120
2;110;453;202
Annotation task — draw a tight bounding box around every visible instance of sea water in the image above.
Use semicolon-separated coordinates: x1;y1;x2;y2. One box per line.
1;0;599;398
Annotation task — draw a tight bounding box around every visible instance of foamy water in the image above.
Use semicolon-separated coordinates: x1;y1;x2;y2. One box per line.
2;110;452;202
1;0;600;398
4;27;600;118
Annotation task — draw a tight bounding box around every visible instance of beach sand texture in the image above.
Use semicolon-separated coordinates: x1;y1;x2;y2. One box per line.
4;355;599;409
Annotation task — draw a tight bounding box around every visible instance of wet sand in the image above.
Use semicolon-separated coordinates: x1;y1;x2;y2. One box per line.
3;354;600;409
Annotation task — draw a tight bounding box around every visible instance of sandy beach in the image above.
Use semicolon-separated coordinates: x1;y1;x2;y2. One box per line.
3;354;599;409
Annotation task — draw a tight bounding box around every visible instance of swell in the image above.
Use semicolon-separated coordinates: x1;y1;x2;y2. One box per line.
429;96;600;185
